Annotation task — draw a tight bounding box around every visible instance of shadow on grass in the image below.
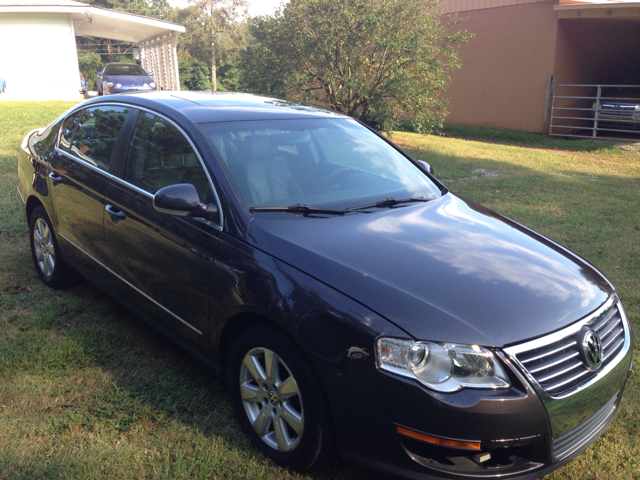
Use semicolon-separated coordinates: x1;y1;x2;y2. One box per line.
0;257;396;479
394;122;626;153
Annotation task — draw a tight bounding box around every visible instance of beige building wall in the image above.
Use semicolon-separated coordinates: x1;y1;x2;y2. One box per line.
444;0;559;132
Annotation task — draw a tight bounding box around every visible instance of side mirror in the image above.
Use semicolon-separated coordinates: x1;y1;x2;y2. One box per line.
97;71;103;76
148;72;154;77
417;160;434;175
153;183;218;219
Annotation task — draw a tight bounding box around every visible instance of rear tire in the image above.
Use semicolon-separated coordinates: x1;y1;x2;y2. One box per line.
29;206;77;289
228;325;333;471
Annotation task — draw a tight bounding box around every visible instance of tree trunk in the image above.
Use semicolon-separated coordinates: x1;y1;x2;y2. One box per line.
210;0;217;92
211;41;217;92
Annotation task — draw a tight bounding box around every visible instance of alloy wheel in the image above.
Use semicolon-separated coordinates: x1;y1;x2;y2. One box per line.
239;347;304;453
33;217;55;277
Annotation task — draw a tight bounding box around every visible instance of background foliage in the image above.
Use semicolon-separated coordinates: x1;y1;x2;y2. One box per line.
75;0;470;132
239;0;472;132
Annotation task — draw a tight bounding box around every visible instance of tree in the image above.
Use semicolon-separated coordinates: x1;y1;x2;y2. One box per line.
180;0;248;91
240;0;472;132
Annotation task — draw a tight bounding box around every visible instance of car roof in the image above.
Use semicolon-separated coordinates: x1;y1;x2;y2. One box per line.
83;91;348;123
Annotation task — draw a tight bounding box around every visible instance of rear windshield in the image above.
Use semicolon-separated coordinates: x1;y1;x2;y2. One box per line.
199;118;441;210
104;64;147;76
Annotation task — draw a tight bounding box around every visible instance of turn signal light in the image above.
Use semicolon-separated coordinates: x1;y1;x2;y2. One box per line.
396;426;481;451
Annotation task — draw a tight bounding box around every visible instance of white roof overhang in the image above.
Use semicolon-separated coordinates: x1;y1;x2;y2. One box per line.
555;0;640;20
0;2;185;43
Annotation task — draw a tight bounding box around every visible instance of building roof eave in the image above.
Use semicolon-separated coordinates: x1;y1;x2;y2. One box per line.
0;4;185;43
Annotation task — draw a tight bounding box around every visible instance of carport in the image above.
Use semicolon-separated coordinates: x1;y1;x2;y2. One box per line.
0;1;185;100
549;0;640;139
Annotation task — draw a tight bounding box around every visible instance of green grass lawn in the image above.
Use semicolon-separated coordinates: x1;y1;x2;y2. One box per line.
1;102;639;479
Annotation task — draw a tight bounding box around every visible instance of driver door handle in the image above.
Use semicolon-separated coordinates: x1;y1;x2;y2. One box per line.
106;204;126;223
49;172;63;183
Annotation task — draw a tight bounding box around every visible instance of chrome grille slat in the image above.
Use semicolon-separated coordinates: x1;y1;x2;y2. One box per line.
537;361;583;383
603;337;624;358
529;351;579;374
545;370;591;392
593;308;617;331
510;303;628;397
603;325;624;347
519;340;576;364
600;319;622;342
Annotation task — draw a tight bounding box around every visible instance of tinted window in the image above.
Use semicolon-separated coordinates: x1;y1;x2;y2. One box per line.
69;106;129;171
123;112;209;200
199;118;440;209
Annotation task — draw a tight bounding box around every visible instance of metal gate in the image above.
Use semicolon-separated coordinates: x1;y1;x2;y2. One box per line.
549;84;640;142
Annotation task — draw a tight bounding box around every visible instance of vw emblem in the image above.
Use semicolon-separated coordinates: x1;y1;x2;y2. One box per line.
268;390;279;406
580;328;603;371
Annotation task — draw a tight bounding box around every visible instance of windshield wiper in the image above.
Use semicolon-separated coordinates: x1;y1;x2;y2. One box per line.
346;197;432;211
249;204;346;216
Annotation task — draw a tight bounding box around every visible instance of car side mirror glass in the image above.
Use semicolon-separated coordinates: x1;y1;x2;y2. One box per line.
97;72;103;76
153;183;218;219
417;160;434;176
148;72;154;77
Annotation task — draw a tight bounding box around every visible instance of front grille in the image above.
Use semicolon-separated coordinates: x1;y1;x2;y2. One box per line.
552;392;618;460
512;304;626;397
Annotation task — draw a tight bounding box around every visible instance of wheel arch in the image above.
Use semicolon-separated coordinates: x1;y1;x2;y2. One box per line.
26;195;45;222
218;311;303;378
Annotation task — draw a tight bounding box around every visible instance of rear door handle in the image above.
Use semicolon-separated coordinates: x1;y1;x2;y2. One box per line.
106;204;126;223
49;172;63;183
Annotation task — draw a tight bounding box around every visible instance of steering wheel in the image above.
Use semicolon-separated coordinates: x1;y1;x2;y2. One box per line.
320;167;355;192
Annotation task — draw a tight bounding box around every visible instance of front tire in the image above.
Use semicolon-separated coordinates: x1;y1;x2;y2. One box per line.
228;325;333;471
29;206;76;288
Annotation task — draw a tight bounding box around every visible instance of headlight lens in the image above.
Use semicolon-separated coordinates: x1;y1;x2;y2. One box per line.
376;338;510;392
106;81;114;88
143;83;149;88
149;82;156;88
116;84;122;88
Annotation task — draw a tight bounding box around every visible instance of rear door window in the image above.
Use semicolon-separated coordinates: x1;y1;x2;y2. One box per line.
69;106;129;171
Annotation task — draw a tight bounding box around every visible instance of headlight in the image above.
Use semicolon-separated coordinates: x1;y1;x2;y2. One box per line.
149;82;156;88
376;338;510;392
106;81;114;88
143;83;149;88
635;105;640;112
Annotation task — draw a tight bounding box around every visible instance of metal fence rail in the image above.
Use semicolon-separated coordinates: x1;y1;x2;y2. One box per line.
549;84;640;142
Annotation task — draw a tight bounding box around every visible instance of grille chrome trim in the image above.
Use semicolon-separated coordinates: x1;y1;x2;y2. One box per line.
529;350;579;374
537;361;582;384
521;341;577;364
504;295;630;400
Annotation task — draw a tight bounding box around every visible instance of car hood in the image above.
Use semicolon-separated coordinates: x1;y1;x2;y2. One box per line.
247;193;612;347
103;75;152;86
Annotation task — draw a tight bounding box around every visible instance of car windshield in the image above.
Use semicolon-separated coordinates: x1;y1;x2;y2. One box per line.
199;118;441;211
104;64;147;76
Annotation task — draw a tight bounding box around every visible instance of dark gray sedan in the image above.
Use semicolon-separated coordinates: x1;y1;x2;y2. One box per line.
17;92;633;479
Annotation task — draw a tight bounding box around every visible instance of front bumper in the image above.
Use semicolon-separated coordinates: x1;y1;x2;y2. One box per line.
332;299;633;479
